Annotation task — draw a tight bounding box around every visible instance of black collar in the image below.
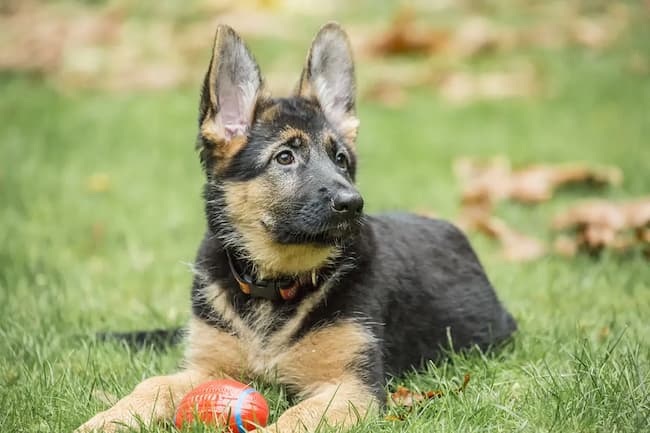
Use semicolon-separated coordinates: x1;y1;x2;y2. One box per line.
225;249;311;302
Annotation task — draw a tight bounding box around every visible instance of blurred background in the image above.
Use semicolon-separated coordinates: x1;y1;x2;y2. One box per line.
1;1;649;431
1;0;649;327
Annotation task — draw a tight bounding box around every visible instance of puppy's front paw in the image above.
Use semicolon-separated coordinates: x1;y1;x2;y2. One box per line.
74;409;133;433
263;413;308;433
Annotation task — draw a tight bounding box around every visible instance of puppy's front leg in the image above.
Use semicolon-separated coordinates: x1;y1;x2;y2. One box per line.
76;318;247;432
268;321;383;432
75;369;208;432
267;378;378;433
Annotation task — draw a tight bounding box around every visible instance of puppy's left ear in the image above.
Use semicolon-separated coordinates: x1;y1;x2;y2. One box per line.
297;22;359;146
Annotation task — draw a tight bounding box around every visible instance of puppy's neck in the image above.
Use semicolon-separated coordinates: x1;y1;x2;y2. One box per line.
245;241;337;279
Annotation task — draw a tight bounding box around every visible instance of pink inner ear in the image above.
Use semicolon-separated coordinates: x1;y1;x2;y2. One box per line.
219;81;255;141
224;123;247;141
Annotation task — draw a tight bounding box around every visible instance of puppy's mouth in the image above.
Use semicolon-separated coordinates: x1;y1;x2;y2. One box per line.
263;218;361;245
310;220;358;243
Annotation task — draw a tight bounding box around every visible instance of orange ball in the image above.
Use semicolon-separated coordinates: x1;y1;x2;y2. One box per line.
174;379;269;432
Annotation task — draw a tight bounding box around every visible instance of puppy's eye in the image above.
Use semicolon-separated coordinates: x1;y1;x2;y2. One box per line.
335;151;348;169
275;150;295;165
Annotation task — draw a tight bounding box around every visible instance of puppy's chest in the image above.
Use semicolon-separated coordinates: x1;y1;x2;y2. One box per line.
193;282;371;387
209;291;317;379
237;302;299;377
223;305;371;390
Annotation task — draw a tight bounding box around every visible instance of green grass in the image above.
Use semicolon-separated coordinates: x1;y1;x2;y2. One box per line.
1;2;650;432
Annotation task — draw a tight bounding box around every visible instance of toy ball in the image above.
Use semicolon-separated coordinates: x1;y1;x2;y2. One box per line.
174;379;269;432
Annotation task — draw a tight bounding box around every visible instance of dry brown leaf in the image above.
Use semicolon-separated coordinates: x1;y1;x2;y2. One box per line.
569;4;629;50
553;235;578;257
552;197;650;255
366;9;450;57
454;157;622;205
462;208;547;262
438;66;539;103
388;374;470;410
448;16;517;58
0;2;300;90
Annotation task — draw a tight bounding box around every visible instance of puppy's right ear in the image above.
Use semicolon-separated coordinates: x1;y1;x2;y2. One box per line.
198;25;263;166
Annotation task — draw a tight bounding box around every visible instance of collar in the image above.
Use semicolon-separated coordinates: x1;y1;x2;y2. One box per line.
225;249;317;302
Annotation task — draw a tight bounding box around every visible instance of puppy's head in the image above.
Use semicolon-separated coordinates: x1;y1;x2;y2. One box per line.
198;23;362;276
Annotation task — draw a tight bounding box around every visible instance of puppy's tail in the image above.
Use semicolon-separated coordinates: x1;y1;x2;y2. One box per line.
97;328;184;350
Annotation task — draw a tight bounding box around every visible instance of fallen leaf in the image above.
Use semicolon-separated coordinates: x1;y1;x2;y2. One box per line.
388;374;470;410
366;8;450;57
459;373;470;392
570;18;611;49
448;16;516;58
553;235;578;257
437;65;539;103
454;157;622;205
569;4;629;50
552;197;650;255
462;208;547;262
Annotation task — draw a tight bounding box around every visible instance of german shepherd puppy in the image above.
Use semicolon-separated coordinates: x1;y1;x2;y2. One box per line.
77;23;516;433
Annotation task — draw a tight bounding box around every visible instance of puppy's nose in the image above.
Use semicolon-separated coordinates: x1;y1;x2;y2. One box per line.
331;190;364;215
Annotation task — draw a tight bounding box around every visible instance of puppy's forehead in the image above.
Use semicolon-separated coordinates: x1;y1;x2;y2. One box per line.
256;97;328;138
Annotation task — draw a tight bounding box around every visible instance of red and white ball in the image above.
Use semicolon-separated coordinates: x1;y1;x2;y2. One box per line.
174;379;269;432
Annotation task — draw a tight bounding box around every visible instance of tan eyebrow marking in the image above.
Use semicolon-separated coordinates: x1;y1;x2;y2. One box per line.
277;127;310;147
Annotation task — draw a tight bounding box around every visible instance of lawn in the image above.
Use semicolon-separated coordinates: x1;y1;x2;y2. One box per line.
1;1;649;432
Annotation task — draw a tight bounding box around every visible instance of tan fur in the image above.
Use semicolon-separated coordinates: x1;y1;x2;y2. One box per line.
266;378;377;433
275;321;374;390
267;323;378;432
223;180;335;277
277;127;310;146
184;318;249;378
196;281;344;379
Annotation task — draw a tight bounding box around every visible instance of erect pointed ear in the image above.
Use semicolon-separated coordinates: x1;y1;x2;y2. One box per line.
199;25;264;161
297;22;359;146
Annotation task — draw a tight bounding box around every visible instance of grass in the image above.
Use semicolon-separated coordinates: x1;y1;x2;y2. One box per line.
1;1;650;432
